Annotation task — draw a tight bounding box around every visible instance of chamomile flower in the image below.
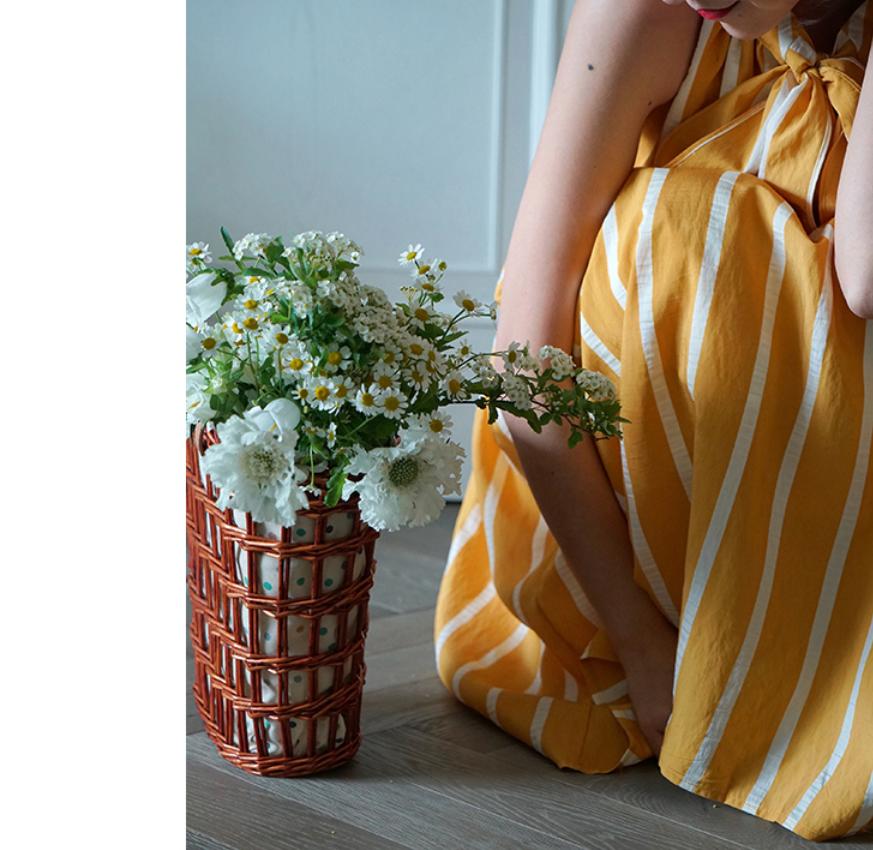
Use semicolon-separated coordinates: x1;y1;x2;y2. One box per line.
404;412;453;445
442;370;468;400
398;244;423;266
186;242;212;270
375;388;409;420
330;375;355;408
371;363;400;393
354;386;379;416
453;290;482;313
322;343;352;373
501;341;527;372
305;375;338;411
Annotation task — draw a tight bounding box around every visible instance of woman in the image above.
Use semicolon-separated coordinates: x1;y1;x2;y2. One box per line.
435;0;872;840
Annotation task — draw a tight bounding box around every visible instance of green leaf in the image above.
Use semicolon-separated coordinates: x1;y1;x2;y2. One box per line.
221;226;235;254
241;266;276;279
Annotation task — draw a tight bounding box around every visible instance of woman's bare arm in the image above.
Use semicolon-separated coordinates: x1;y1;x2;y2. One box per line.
495;0;700;753
835;72;873;319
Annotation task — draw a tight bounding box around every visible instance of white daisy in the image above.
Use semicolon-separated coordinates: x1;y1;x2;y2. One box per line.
442;370;468;400
453;290;482;313
398;244;423;266
374;388;409;420
186;242;212;270
354;386;379;416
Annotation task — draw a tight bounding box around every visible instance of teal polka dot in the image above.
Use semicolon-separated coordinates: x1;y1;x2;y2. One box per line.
347;513;354;520
293;675;302;683
326;525;334;533
290;720;297;728
296;577;306;586
265;720;271;728
328;643;336;651
340;563;346;570
324;578;333;587
263;581;273;591
296;528;306;537
265;633;272;641
320;627;328;636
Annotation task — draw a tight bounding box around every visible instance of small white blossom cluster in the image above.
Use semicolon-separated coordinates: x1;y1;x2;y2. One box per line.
186;229;624;531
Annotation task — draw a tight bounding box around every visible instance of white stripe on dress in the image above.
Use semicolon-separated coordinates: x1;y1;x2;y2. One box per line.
486;687;503;727
661;20;715;141
564;669;579;702
620;436;681;627
687;171;741;400
782;614;873;831
524;639;545;695
720;37;743;98
805;111;832;228
580;315;621;378
602;205;626;310
636;168;694;499
451;622;530;697
679;230;833;791
554;549;604;629
592;679;629;706
530;697;554;755
744;77;807;178
744;323;873;815
435;582;498;664
675;202;792;685
442;503;482;578
512;515;549;624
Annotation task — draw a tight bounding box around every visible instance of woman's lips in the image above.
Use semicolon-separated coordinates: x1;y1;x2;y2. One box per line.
696;2;738;20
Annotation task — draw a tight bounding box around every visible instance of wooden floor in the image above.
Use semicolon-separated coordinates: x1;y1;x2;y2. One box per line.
187;505;871;850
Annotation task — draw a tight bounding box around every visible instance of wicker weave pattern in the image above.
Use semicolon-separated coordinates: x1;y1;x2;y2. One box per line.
186;426;380;776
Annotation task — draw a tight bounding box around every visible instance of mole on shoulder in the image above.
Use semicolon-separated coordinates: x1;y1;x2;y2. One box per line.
587;63;594;70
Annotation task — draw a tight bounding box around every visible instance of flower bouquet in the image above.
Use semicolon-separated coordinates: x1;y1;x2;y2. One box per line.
185;227;623;776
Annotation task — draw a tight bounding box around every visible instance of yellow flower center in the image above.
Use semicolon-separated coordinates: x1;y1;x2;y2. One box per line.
410;343;424;356
415;308;429;322
360;392;375;408
421;282;435;292
429;420;444;433
189;247;202;256
315;386;331;402
243;318;259;331
418;264;431;275
382;351;396;364
377;375;393;389
275;333;289;345
448;378;462;395
462;299;475;312
201;338;217;351
328;351;343;365
507;350;517;363
335;385;348;398
244;299;259;310
411;369;424;383
297;388;309;399
288;357;304;370
405;251;417;261
232;322;242;334
384;396;400;412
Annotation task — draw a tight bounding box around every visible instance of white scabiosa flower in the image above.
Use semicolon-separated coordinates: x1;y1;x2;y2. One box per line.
342;437;464;531
201;408;309;526
186;372;216;425
186;272;227;326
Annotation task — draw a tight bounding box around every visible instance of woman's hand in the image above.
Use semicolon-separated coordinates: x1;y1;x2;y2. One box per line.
609;591;679;757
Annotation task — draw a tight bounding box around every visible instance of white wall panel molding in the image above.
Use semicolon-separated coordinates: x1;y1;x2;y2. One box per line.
529;0;561;166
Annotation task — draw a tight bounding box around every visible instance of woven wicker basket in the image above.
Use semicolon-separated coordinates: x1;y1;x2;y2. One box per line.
186;424;380;776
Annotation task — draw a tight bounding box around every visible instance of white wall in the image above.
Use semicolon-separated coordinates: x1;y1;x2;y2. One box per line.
188;0;568;493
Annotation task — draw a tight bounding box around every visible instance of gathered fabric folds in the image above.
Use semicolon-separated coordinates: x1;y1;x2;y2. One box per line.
434;6;873;841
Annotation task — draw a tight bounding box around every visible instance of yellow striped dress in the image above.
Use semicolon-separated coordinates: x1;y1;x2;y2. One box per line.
434;6;873;842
